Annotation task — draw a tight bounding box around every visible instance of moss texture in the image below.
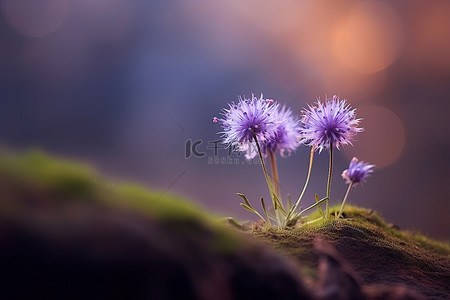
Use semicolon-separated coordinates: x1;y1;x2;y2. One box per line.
0;151;312;299
0;151;239;251
250;205;450;299
1;151;448;299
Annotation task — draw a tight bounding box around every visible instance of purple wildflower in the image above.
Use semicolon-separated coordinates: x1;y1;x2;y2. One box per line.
342;157;375;185
236;105;302;159
300;95;363;152
219;94;279;152
261;105;302;157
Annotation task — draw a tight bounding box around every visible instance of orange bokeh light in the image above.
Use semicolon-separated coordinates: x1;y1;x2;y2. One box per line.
408;1;450;71
331;1;402;74
344;105;405;169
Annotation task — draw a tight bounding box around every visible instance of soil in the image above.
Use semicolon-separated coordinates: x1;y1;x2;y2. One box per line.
250;207;450;299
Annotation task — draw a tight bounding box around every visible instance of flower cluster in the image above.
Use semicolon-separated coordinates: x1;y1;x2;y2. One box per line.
215;93;375;227
300;95;363;152
261;106;302;157
219;94;280;146
238;105;302;160
218;94;302;160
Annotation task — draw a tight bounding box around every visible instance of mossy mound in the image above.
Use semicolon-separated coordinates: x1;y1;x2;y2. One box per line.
0;151;446;299
0;151;311;299
250;206;450;299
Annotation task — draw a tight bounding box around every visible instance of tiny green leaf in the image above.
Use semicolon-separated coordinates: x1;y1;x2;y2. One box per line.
273;193;287;215
315;193;324;217
260;197;271;226
239;203;255;213
237;193;253;209
300;197;328;215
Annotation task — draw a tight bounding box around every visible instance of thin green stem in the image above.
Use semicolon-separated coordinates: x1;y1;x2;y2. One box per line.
254;137;280;214
269;150;280;200
288;147;315;219
253;210;269;225
299;196;328;215
325;144;334;219
337;183;353;219
260;197;272;226
254;136;273;198
306;217;323;225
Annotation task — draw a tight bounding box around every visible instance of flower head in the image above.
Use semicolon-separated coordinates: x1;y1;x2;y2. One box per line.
261;105;302;157
219;94;279;150
233;105;302;159
300;95;362;152
342;157;375;185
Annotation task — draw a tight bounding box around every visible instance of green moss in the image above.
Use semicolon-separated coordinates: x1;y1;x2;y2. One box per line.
114;184;241;253
115;184;204;220
330;205;450;255
250;204;450;285
2;150;448;271
0;150;241;254
0;151;96;199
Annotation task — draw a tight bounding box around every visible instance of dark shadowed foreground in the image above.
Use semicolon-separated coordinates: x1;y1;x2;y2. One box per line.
0;152;445;299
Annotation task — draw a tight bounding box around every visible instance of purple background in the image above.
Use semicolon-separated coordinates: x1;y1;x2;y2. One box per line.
0;0;449;239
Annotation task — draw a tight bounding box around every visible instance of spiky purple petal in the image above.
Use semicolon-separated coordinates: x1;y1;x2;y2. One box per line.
300;95;363;152
219;94;279;156
233;105;302;160
261;105;302;157
342;157;375;185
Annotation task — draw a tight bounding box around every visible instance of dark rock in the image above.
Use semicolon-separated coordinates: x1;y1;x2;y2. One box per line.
0;152;313;300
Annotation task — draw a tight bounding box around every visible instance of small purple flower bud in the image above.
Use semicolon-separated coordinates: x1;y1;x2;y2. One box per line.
342;157;375;185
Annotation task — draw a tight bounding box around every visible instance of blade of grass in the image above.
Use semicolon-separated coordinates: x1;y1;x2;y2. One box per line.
315;193;324;217
299;197;328;215
260;197;271;226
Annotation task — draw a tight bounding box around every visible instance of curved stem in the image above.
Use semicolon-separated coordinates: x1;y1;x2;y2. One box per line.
269;150;280;200
288;147;315;218
325;144;334;219
299;196;328;215
253;137;277;210
306;217;324;225
254;137;285;226
337;183;353;219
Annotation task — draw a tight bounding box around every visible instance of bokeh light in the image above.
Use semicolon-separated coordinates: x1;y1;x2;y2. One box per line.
331;1;402;74
2;0;69;38
77;0;137;41
0;0;448;239
407;1;450;72
344;105;405;168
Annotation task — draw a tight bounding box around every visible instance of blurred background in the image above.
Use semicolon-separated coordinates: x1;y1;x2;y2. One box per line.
0;0;449;239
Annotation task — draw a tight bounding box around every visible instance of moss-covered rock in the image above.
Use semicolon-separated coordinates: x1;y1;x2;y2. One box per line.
0;151;446;299
0;151;311;299
250;206;450;299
